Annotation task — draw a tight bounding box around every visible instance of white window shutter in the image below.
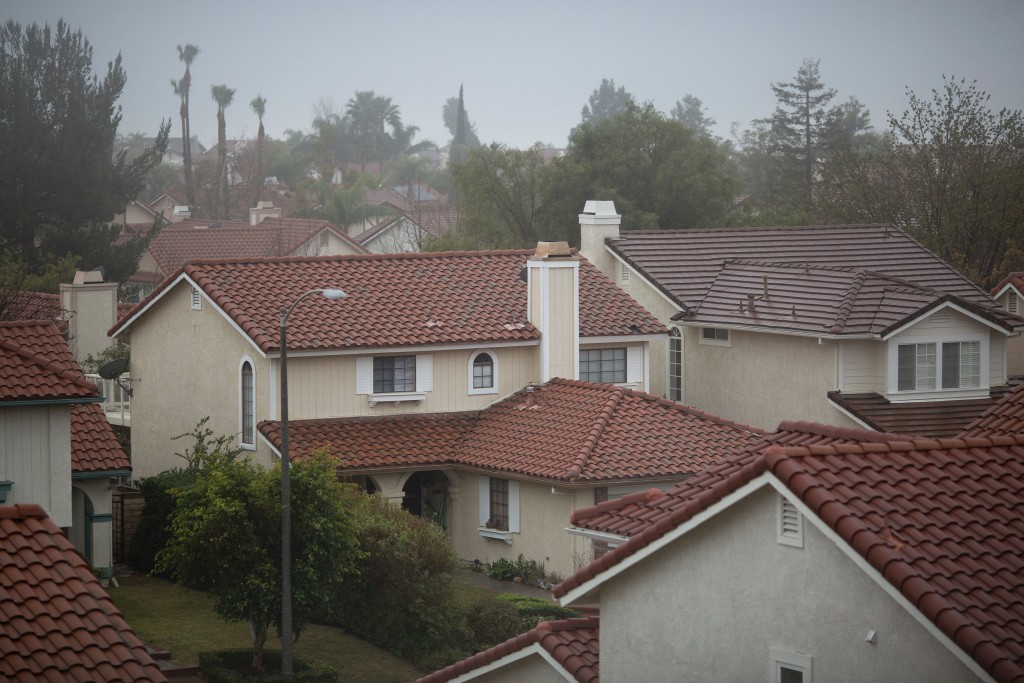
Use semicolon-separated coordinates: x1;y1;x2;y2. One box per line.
508;480;520;533
479;476;490;526
355;357;372;394
626;346;642;383
416;354;433;392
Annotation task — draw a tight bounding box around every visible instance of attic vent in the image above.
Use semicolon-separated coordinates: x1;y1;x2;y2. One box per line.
777;495;803;548
1009;296;1019;315
929;311;950;324
190;286;202;311
620;263;630;283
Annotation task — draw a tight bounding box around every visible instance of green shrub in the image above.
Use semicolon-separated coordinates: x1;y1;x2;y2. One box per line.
485;557;516;581
497;594;581;630
126;467;194;573
329;493;464;666
485;554;546;584
460;592;521;652
198;649;336;682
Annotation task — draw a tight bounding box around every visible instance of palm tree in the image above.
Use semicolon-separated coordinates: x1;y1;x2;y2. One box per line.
176;44;200;208
250;95;267;208
210;84;236;218
345;91;428;172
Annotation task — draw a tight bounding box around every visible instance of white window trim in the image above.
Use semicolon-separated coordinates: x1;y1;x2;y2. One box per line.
668;327;683;402
468;349;499;395
769;648;812;683
357;354;432;405
699;327;731;347
478;476;520;543
886;332;988;401
238;356;256;451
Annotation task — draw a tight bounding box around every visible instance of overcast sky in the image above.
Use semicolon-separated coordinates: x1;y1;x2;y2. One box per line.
8;0;1024;151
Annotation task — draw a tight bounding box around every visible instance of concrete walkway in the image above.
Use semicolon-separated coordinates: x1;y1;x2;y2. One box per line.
455;569;556;602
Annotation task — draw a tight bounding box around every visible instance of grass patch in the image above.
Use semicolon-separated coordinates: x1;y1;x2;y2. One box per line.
109;574;420;683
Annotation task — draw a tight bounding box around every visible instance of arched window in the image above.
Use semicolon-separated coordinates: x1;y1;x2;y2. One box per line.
240;360;255;447
468;350;499;395
669;328;683;401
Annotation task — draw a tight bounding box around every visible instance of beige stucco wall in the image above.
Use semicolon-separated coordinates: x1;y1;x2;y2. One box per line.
61;282;118;362
126;282;273;479
596;485;982;683
0;406;72;526
460;652;569;683
682;327;857;431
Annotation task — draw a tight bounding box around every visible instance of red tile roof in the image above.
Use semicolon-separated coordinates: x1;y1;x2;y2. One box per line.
991;272;1024;298
144;217;365;277
0;321;99;403
415;615;599;683
612;224;1018;332
113;251;666;352
829;387;1016;438
555;422;1024;683
4;291;64;321
258;379;764;484
960;382;1024;439
71;404;130;473
0;504;168;682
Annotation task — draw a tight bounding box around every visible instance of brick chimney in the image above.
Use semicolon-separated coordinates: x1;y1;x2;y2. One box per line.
526;241;579;382
578;200;621;280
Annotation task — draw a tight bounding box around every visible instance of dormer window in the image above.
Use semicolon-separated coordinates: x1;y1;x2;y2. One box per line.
897;341;979;391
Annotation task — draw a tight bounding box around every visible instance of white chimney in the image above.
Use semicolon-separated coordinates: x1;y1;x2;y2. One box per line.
250;200;281;225
526;241;579;383
578;200;621;280
60;272;118;362
170;205;191;222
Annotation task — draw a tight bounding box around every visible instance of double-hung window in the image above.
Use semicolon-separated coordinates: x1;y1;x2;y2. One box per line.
579;348;626;383
373;355;415;393
478;477;520;538
898;341;980;391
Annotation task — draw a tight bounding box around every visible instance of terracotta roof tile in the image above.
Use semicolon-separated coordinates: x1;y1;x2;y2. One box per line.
614;224;1019;332
961;382;1024;439
991;272;1024;298
4;291;65;322
258;379;763;483
415;615;599;683
0;504;167;682
114;251;665;351
830;387;1017;438
71;403;130;473
0;321;99;403
555;422;1024;683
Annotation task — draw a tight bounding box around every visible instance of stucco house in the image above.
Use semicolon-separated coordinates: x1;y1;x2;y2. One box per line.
990;272;1024;376
580;202;1024;437
352;187;458;253
0;503;168;681
545;419;1024;682
0;320;129;575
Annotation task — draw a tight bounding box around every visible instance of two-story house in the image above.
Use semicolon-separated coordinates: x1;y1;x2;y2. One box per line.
111;243;773;574
580;201;1024;436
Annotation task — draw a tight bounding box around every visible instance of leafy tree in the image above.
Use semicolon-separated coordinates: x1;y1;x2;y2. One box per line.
346;90;426;171
157;448;360;674
210;84;236;218
175;44;199;208
250;94;267;207
580;78;633;125
450;143;549;248
541;102;739;240
670;94;717;137
819;77;1024;286
0;19;169;270
769;58;838;210
295;182;394;232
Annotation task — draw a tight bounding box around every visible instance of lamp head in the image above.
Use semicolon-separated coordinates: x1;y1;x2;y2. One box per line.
321;288;347;300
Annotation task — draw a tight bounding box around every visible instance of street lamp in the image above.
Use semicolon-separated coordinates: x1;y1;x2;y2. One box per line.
279;287;346;676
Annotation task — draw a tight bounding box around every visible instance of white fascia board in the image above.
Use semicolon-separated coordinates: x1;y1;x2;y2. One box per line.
881;301;1012;340
258;431;282;459
991;283;1021;301
765;477;997;683
582;334;666;344
270;338;538;359
564;526;629;545
559;475;770;607
604;245;682;312
443;644;577;683
674;320;876;341
827;397;878;432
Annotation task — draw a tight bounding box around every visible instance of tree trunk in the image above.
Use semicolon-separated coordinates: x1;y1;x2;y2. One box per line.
249;619;268;675
217;109;227;218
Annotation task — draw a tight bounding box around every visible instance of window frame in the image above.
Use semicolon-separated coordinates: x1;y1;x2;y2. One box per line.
478;476;520;541
890;333;986;398
668;327;683;401
238;357;256;450
579;347;627;384
699;327;731;347
373;355;416;394
769;648;812;683
467;349;499;395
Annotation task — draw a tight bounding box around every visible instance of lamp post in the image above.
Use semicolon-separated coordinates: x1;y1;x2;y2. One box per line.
279;287;346;676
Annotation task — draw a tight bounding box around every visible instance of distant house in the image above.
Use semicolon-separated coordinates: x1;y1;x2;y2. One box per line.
0;503;167;681
580;201;1024;436
551;420;1024;682
0;320;128;575
990;272;1024;375
353;187;458;252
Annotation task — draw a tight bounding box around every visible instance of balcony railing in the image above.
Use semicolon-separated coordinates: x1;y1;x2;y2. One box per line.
86;374;131;426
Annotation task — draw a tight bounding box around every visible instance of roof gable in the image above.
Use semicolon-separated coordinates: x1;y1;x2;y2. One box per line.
113;251;665;352
0;504;167;681
0;321;99;404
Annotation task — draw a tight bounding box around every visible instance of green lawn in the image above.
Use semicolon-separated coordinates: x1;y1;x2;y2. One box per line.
109;574;421;683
